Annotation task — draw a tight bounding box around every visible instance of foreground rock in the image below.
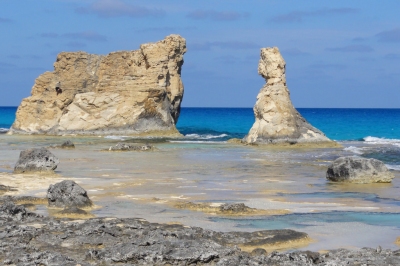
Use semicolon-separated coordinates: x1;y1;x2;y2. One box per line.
10;35;186;137
108;142;154;151
1;200;400;265
327;156;394;183
243;47;334;145
14;147;59;174
47;180;93;208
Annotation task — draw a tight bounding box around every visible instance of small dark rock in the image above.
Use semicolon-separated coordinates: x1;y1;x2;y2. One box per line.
14;147;59;174
250;248;267;256
47;180;93;208
60;140;75;149
219;203;250;213
327;156;394;183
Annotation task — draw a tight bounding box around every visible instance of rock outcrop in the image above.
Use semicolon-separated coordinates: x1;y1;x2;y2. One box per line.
47;180;93;208
243;47;333;145
10;35;186;137
326;156;394;183
14;147;59;174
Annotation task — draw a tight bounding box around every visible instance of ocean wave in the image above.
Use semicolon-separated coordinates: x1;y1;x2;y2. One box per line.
387;165;400;171
0;128;9;133
184;133;228;140
169;140;226;144
104;136;129;140
363;136;400;147
343;146;364;155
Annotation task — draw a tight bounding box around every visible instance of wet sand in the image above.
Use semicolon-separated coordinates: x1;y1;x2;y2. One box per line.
1;134;400;251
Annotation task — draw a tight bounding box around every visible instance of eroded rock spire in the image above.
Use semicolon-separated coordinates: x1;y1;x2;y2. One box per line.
243;47;334;145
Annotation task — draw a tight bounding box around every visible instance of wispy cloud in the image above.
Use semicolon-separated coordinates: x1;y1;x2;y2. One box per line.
352;37;367;42
281;48;309;56
76;0;164;18
213;55;241;64
0;62;15;68
187;10;249;21
0;17;12;23
271;8;358;23
133;26;197;33
376;28;400;43
326;45;374;53
41;33;59;38
384;53;400;60
39;31;106;42
309;62;346;70
64;31;107;42
8;55;20;59
66;42;87;49
190;41;259;51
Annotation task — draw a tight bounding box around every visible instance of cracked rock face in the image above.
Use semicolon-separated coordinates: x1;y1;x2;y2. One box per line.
243;47;332;145
14;147;59;174
10;35;186;137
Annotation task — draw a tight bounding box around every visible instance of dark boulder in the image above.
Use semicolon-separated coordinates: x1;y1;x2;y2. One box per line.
14;147;59;173
47;180;93;208
327;156;394;183
60;140;75;149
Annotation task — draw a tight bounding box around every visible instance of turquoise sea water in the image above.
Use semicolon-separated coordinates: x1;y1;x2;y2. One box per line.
2;107;400;167
1;106;400;250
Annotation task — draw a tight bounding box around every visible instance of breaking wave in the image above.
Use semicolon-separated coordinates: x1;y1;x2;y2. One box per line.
363;136;400;147
184;133;228;140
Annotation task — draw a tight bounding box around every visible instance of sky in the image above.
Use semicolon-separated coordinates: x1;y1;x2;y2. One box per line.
0;0;399;108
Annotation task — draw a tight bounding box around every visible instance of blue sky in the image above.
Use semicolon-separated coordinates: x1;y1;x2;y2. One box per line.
0;0;399;108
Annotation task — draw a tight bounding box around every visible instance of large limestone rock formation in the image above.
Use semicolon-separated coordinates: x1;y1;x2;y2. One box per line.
10;35;186;136
243;47;333;145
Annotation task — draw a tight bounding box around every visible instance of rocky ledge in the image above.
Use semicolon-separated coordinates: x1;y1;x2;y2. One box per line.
243;47;336;146
0;200;400;265
9;35;186;137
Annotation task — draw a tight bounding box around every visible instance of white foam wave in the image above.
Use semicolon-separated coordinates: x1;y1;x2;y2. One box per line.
387;165;400;171
184;133;228;140
104;135;129;140
363;136;400;147
169;140;226;144
0;128;9;133
343;146;364;155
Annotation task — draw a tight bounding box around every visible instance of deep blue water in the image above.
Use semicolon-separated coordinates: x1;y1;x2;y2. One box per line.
2;107;400;141
176;108;400;141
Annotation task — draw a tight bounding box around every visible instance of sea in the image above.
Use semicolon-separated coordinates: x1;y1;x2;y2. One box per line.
1;106;400;251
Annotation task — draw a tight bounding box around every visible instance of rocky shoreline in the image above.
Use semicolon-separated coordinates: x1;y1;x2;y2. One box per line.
0;198;395;265
0;196;399;265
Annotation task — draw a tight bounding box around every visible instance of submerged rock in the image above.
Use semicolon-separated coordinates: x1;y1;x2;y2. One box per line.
326;156;394;183
60;140;75;148
243;47;334;145
108;142;154;151
47;180;93;208
14;147;59;174
10;35;186;137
